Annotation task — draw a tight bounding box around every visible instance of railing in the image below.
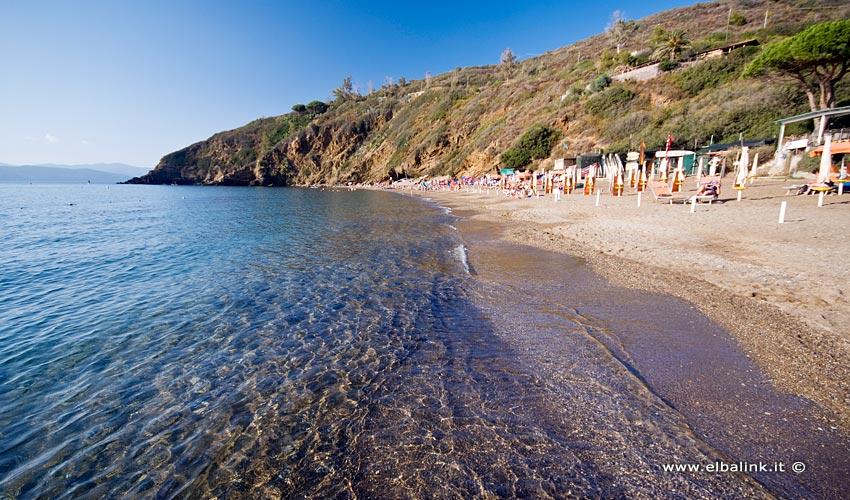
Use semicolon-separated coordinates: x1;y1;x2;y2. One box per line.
809;128;850;146
830;128;850;142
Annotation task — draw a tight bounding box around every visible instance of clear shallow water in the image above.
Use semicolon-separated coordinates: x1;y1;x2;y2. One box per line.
0;185;473;498
0;184;837;499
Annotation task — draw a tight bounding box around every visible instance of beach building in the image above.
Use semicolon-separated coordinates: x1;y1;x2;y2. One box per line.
773;105;850;176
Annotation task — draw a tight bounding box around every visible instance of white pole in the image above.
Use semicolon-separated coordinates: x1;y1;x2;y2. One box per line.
818;191;825;207
637;191;642;207
737;190;742;202
691;197;696;213
778;201;787;223
595;191;601;206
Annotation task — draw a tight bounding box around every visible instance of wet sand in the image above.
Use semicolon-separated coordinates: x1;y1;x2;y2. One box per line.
407;179;850;498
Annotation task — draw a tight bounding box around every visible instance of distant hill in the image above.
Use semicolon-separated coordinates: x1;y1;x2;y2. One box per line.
25;163;149;177
0;164;141;184
128;0;850;186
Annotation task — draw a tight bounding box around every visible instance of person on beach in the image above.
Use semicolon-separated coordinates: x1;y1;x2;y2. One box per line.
796;180;835;195
695;181;719;198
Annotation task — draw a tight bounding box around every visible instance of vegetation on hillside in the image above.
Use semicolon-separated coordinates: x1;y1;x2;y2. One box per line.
128;0;850;186
501;125;561;169
744;18;850;128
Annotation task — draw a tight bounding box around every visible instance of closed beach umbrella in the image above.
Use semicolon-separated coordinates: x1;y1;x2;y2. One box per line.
613;169;624;196
734;147;749;188
748;153;759;182
818;135;832;183
658;158;668;183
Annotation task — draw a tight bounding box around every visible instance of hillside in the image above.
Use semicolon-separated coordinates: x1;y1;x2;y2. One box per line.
128;0;850;186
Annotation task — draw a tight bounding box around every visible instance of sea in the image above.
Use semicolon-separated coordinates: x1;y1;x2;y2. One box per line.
1;184;848;499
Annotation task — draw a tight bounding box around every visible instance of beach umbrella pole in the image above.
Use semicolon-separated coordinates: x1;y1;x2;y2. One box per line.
779;201;787;223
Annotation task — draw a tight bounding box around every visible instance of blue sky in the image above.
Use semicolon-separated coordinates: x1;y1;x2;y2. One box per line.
0;0;692;168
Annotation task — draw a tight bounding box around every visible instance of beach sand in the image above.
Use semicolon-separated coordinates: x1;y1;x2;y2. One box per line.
416;177;850;435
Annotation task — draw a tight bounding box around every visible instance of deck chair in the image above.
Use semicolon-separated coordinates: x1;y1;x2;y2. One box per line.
691;177;721;204
648;181;678;204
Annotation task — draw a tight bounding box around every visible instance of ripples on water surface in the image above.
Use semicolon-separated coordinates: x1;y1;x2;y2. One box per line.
0;185;471;498
0;184;829;499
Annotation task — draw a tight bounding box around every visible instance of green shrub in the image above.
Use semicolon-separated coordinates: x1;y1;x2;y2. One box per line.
500;147;532;169
628;51;651;67
291;104;306;113
599;49;616;70
729;12;747;27
658;60;680;72
501;124;561;169
675;46;759;96
589;74;612;92
585;87;636;118
306;100;329;115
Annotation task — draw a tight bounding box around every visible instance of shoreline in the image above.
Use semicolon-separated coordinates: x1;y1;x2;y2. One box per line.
410;179;850;434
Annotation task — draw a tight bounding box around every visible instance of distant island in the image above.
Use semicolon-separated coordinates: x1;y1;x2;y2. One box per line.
0;163;149;184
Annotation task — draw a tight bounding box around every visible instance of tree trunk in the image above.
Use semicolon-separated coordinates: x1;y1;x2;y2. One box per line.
820;79;835;110
801;84;822;135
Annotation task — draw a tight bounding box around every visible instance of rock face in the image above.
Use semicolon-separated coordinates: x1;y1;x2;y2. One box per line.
125;0;849;187
128;106;395;186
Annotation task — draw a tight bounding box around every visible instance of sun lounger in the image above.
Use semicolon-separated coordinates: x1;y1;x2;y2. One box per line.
691;177;721;204
784;184;808;196
785;183;838;195
648;181;682;204
691;194;718;204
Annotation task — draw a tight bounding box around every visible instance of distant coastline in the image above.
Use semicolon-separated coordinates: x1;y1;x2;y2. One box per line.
0;163;149;184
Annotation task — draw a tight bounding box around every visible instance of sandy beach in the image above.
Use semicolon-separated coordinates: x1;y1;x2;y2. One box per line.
415;177;850;435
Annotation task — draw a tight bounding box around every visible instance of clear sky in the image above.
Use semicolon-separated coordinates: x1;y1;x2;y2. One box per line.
1;0;692;168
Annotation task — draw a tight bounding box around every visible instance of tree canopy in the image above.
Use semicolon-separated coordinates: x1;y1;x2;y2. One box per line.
651;28;690;61
744;19;850;112
606;10;637;54
500;48;517;65
305;101;328;115
333;76;358;101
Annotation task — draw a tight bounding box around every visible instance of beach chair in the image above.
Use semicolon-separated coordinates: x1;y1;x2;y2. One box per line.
784;183;809;196
691;177;721;204
648;181;679;204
